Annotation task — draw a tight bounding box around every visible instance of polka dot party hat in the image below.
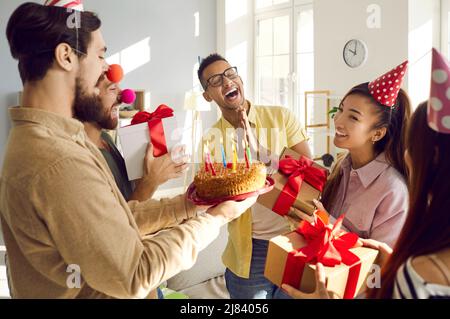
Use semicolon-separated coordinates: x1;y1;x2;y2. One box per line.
369;61;408;107
44;0;84;11
428;48;450;134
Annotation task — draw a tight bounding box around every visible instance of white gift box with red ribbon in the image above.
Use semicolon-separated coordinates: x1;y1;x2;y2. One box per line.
118;105;188;181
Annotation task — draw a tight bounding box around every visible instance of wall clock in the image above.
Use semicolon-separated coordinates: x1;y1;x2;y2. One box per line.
343;39;368;68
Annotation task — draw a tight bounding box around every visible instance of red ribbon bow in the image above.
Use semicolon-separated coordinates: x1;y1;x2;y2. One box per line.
272;155;328;216
131;104;174;157
282;215;362;299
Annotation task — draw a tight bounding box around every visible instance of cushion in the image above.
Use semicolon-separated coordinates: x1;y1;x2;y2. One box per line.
179;275;229;299
166;225;228;291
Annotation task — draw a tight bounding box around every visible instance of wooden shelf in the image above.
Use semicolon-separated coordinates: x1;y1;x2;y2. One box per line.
304;90;331;161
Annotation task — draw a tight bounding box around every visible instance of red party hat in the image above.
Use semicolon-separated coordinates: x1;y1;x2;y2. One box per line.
44;0;84;11
428;48;450;134
368;61;408;107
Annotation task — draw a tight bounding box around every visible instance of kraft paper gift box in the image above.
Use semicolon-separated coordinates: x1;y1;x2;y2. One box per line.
264;216;379;299
118;105;187;181
258;147;329;217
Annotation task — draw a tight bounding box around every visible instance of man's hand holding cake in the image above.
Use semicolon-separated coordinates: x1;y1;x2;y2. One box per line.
205;196;259;225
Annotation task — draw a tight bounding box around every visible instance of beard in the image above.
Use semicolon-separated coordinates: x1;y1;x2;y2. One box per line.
73;77;118;130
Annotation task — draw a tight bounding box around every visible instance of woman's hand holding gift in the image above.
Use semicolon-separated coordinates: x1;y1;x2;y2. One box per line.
359;238;393;268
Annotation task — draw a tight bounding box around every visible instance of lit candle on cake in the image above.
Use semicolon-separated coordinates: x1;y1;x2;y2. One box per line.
220;137;227;168
246;143;252;165
243;126;253;165
203;144;209;173
243;139;250;169
232;139;237;173
206;141;216;176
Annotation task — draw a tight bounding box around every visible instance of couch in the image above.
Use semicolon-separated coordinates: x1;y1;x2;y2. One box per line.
164;224;230;299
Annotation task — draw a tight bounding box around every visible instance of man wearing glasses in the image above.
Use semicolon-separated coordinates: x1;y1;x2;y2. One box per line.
198;54;312;299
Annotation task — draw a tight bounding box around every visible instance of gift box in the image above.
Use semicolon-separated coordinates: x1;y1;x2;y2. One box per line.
258;147;329;216
264;215;379;299
118;104;185;180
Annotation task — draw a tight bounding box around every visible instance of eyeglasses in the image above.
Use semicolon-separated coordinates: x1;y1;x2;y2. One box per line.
32;46;87;57
71;47;88;57
72;47;109;73
204;67;239;89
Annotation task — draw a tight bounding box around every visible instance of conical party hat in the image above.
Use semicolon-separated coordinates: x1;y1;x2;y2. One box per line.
44;0;84;11
428;48;450;134
368;61;408;107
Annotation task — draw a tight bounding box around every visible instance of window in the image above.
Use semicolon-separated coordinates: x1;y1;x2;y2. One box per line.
255;11;291;107
256;0;290;10
254;1;314;124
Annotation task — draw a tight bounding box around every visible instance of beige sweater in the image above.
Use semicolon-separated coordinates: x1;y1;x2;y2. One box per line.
0;107;222;298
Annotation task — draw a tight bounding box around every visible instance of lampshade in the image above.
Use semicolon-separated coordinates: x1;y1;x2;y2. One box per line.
184;91;211;111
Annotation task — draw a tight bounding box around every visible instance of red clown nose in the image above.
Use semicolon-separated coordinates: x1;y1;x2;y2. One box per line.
106;64;124;83
120;89;136;104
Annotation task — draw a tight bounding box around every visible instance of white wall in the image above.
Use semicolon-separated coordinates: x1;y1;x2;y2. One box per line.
314;0;409;98
315;0;441;108
314;0;443;156
0;0;217;192
217;0;255;102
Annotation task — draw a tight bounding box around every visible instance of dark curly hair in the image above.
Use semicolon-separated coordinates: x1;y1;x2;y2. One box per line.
197;53;228;90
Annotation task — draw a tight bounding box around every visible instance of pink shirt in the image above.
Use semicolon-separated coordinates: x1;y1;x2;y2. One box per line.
328;152;408;247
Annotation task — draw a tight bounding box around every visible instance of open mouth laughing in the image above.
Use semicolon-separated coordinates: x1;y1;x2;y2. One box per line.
335;129;348;138
224;87;239;102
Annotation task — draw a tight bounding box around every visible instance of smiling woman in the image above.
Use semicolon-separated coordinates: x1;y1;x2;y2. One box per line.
320;62;412;249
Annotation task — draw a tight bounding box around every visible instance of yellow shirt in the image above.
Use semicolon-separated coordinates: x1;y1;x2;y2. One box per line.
203;102;308;278
0;107;226;298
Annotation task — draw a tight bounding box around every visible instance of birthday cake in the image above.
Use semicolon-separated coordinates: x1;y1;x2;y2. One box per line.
194;162;267;200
